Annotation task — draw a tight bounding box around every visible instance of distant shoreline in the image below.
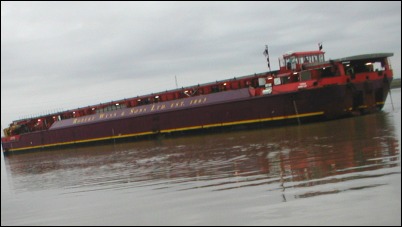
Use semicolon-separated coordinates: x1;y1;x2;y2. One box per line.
391;78;401;89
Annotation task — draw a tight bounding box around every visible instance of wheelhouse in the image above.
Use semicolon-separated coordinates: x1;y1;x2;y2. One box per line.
279;50;326;71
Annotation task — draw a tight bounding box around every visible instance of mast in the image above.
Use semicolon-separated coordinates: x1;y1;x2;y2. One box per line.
263;45;271;72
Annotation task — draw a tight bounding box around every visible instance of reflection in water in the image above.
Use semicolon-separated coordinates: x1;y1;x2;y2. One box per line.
5;110;399;203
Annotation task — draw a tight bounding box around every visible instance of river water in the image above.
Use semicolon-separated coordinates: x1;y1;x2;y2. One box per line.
2;88;401;226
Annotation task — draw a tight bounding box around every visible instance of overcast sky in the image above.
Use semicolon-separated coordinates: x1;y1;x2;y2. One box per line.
1;1;401;129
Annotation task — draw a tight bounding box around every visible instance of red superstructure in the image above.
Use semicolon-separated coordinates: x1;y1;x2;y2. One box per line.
1;45;394;154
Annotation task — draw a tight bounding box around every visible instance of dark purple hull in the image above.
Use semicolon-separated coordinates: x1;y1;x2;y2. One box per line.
1;79;390;154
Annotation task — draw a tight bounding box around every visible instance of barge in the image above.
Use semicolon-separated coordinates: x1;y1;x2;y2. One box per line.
1;45;394;154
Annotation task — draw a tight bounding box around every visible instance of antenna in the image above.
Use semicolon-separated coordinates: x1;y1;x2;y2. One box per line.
175;75;178;89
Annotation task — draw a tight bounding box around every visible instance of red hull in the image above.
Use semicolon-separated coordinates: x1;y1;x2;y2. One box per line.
1;78;391;154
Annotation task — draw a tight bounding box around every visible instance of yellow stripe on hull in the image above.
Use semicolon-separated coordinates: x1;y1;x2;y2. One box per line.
7;111;324;152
